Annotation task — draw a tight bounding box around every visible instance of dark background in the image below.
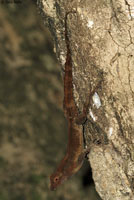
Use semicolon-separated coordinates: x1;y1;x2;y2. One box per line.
0;1;101;199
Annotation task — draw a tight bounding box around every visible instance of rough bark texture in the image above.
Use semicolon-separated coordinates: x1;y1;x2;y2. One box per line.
37;0;134;199
0;2;100;199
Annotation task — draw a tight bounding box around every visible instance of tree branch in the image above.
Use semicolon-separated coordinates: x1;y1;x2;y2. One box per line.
37;0;134;199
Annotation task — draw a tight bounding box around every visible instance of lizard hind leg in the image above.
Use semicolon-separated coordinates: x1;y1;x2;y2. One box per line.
75;92;92;125
75;114;87;125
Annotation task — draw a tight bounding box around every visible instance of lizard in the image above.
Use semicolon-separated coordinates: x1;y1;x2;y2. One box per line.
50;11;99;190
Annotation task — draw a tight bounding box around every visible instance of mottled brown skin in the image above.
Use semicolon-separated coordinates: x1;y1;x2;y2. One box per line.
50;12;89;190
50;120;84;190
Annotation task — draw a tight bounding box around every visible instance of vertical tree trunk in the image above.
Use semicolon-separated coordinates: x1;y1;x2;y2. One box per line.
37;0;134;199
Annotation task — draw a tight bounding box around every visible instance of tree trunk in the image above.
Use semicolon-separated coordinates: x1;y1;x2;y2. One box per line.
37;0;134;199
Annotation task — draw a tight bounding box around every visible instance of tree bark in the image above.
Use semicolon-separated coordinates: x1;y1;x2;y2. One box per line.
37;0;134;199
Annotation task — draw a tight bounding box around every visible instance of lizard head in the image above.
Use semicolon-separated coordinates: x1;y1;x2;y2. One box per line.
50;154;85;190
50;171;68;190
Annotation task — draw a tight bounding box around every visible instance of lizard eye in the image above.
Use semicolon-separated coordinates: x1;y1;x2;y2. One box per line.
54;176;59;183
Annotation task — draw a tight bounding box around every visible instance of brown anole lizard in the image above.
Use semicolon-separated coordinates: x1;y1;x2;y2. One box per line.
50;12;98;190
